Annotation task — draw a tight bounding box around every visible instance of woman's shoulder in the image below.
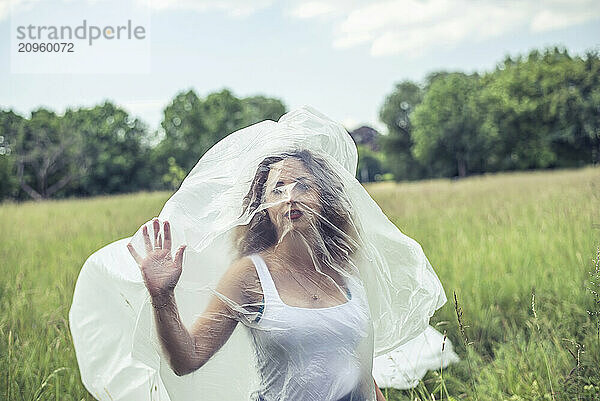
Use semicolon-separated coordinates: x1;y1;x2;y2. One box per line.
223;255;259;284
218;255;262;304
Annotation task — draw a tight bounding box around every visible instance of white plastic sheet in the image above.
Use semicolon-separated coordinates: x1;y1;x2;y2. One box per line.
69;106;447;401
373;326;460;389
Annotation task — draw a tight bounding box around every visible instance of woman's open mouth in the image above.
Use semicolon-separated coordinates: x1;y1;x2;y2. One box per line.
285;209;303;220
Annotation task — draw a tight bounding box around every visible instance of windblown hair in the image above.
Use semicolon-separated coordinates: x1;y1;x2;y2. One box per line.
234;150;359;269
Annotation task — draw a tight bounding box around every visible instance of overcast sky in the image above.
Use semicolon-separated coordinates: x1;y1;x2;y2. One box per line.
1;0;599;133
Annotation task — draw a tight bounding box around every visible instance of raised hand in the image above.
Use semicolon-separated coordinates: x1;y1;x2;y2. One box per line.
127;219;186;301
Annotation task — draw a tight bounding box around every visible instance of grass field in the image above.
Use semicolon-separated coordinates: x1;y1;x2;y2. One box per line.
1;166;599;401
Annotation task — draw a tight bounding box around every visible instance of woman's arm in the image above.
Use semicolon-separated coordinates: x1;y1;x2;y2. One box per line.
373;377;386;401
151;257;255;376
128;220;257;376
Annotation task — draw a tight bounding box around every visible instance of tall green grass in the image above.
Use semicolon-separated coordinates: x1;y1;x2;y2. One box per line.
1;167;598;400
367;167;600;400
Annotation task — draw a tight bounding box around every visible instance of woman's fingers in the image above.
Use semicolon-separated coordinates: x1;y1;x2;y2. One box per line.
153;219;160;248
127;243;143;266
142;225;153;253
158;233;162;249
174;245;186;270
163;220;172;252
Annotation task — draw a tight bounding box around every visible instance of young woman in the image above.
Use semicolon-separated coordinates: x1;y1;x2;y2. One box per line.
127;150;387;400
70;106;446;401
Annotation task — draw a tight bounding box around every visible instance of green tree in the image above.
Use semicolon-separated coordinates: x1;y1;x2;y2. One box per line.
62;102;153;196
155;89;286;177
162;156;187;190
241;95;286;124
551;49;600;166
0;110;24;200
356;144;388;183
379;81;426;181
581;50;600;164
424;70;453;90
478;47;599;171
14;109;87;200
156;89;245;174
411;73;487;178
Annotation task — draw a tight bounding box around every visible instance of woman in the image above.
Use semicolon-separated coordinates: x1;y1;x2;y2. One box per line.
69;106;446;401
127;150;386;400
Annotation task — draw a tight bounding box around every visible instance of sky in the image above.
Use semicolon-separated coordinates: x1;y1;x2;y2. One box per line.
1;0;599;133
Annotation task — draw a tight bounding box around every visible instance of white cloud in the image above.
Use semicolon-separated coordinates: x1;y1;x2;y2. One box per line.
531;6;599;32
2;0;275;20
332;30;373;48
291;0;600;57
5;0;599;55
147;0;274;18
1;0;43;21
0;0;8;20
290;2;336;19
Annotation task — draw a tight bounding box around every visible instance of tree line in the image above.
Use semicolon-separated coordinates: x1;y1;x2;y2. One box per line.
0;46;598;202
377;46;599;181
0;90;286;201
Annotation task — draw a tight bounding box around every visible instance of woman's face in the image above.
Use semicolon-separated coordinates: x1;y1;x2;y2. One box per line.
263;158;322;233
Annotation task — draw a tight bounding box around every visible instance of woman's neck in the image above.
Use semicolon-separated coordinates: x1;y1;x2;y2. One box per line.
265;228;352;293
267;225;349;281
270;228;318;273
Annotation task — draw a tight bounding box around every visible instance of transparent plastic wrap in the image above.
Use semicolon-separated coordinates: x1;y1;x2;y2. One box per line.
69;106;447;401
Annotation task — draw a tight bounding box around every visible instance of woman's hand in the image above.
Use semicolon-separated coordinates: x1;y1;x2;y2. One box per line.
127;219;186;302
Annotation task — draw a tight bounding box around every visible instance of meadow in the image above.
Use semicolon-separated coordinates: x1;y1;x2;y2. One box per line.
1;166;599;401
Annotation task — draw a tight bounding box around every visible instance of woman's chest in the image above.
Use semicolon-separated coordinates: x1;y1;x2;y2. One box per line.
255;293;372;348
249;261;357;309
253;312;371;359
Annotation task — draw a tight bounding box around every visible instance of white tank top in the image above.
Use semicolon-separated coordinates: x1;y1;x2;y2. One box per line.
245;253;373;401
